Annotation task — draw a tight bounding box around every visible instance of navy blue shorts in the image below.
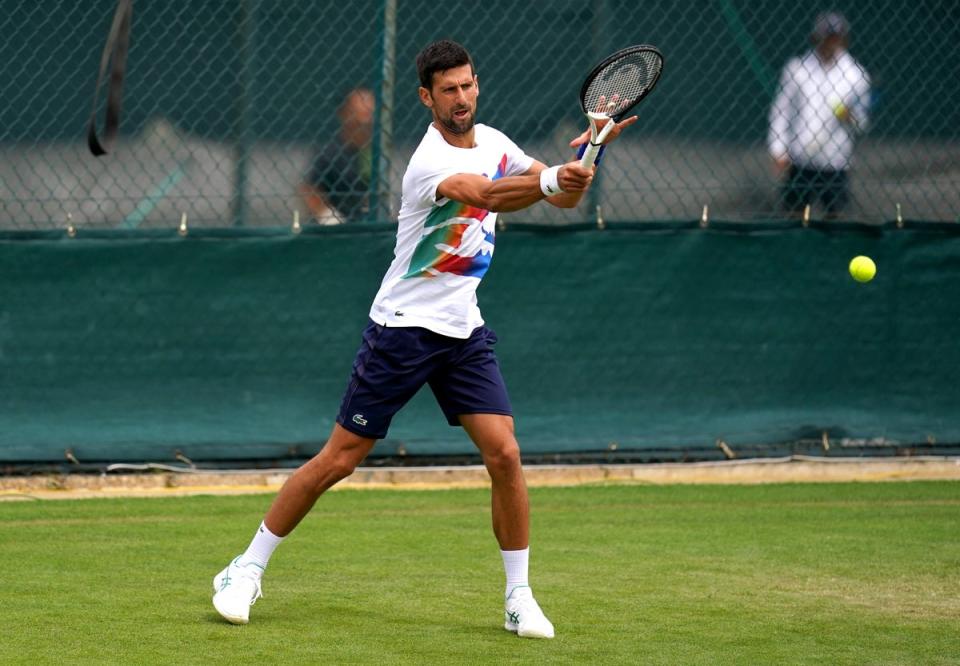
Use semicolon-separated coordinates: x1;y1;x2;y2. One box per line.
336;320;513;439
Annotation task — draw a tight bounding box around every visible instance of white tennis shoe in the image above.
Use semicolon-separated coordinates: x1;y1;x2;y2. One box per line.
504;585;555;639
212;556;263;624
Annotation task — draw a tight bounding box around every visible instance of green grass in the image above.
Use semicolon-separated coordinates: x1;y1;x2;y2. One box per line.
1;481;958;665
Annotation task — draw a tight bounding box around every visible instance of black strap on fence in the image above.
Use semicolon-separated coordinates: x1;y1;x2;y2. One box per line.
87;0;133;156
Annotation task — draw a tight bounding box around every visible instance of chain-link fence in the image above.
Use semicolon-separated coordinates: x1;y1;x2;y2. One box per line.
1;0;958;230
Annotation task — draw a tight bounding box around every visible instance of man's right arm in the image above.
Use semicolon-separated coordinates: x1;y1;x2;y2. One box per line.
768;62;797;177
436;162;593;213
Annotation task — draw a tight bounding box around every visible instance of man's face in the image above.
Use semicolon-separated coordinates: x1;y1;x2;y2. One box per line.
816;34;847;63
340;90;375;148
420;64;478;135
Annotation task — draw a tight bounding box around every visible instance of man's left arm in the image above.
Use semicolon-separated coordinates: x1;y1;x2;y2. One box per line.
836;59;871;134
530;115;639;208
523;161;586;208
848;66;871;134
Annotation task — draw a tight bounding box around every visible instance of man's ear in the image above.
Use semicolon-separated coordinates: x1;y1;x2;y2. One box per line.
418;86;433;109
474;75;479;97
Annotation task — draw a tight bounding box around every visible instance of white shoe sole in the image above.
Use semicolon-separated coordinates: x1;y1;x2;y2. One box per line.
504;620;554;639
213;594;250;625
518;627;554;639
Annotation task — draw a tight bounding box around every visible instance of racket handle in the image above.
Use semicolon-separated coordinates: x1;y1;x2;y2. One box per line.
576;142;606;166
578;120;616;169
579;143;601;169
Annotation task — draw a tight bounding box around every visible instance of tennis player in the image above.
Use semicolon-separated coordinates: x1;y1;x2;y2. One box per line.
212;39;637;638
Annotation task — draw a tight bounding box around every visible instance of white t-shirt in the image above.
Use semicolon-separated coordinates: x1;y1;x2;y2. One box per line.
768;49;871;171
369;123;534;338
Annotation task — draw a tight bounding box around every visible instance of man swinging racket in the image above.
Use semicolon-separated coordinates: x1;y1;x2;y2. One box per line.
212;39;637;639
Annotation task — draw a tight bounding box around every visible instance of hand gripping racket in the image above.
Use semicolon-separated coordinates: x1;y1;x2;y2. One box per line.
579;45;663;168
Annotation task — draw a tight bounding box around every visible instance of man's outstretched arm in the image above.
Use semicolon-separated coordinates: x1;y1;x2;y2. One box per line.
437;161;593;213
437;115;638;212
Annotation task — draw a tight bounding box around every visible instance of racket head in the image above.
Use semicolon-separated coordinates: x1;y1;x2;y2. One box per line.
579;45;664;120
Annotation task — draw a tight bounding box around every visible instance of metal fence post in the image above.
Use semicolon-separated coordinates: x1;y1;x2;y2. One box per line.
233;0;257;227
370;0;397;224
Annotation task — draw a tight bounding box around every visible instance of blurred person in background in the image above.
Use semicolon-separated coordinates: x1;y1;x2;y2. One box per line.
300;87;375;224
768;11;871;219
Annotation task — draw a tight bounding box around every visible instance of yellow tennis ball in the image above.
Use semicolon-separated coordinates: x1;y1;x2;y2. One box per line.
849;255;876;283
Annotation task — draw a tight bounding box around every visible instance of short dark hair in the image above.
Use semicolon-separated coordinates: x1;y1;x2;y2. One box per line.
416;40;474;90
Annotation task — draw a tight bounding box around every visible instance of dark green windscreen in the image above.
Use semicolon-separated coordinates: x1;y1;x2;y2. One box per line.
2;223;958;463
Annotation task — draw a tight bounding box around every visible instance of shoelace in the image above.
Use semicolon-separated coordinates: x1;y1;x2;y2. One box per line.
222;566;264;605
249;577;263;605
509;594;547;623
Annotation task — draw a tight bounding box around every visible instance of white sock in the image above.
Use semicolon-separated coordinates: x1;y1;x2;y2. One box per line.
501;547;530;598
237;521;285;577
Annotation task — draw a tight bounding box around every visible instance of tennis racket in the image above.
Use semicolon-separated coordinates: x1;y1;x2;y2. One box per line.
578;45;663;168
88;0;133;156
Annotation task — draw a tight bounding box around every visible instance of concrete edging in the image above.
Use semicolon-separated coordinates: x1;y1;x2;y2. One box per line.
2;456;959;501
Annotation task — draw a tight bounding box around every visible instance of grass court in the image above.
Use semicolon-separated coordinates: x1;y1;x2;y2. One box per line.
2;481;958;664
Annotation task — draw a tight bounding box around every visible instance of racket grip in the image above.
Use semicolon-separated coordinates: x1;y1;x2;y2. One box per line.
578;143;600;169
578;119;615;168
576;142;606;167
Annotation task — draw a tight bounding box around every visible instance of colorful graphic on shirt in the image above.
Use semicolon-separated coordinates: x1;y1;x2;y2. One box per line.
402;154;508;280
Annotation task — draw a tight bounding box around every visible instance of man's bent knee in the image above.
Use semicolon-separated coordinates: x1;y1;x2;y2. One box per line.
483;440;522;477
319;452;360;483
300;426;375;489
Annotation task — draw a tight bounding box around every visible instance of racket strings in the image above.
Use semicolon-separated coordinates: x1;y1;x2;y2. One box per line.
583;51;662;118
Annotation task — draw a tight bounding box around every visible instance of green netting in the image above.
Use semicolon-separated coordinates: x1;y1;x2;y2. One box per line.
0;0;957;229
2;223;959;464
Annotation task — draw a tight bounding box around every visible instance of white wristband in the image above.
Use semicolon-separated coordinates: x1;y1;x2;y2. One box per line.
539;165;564;197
